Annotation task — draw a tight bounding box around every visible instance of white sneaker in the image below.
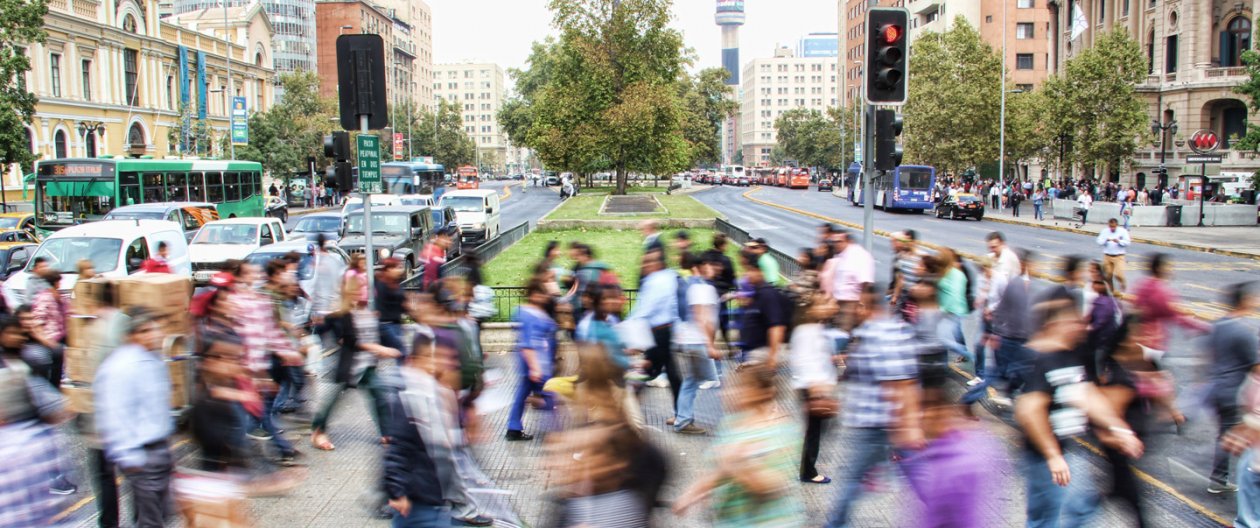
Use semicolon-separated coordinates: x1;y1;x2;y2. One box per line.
646;375;670;388
989;395;1013;407
966;378;984;387
699;380;721;390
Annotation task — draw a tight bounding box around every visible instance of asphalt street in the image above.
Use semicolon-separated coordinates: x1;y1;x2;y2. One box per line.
693;183;1253;525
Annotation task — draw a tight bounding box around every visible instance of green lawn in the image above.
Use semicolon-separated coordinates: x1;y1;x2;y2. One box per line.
483;227;719;287
544;193;721;220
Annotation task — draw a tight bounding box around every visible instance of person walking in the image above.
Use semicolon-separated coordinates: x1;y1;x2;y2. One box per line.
1011;187;1024;217
627;249;681;414
94;308;174;528
376;258;408;354
1033;186;1046;221
962;250;1033;409
745;238;785;287
1133;253;1209;357
29;270;68;389
139;241;173;274
822;229;874;334
824;283;921;528
1076;190;1094;225
639;220;665;256
506;278;557;441
1097;218;1131;293
737;250;789;369
1207;283;1258;494
888;230;925;322
672;254;720;435
790;298;838;485
420;229;453;292
79;283;130;527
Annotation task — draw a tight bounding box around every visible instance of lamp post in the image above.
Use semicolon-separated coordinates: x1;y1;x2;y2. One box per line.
1151;117;1178;189
222;0;235;160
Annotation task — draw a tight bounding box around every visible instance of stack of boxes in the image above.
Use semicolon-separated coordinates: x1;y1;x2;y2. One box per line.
63;274;196;414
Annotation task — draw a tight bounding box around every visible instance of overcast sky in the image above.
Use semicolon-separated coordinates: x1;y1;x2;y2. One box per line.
428;0;838;77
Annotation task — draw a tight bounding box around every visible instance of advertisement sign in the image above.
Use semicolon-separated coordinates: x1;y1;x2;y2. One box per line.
393;133;404;161
231;97;248;145
196;51;208;120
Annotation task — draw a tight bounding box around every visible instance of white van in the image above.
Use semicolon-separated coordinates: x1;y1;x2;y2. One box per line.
439;189;501;245
341;194;402;217
2;220;191;307
188;217;287;284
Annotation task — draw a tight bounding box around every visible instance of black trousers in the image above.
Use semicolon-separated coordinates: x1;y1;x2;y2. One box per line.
644;324;680;413
91;448;120;528
799;390;828;480
1104;444;1147;527
128;441;172;528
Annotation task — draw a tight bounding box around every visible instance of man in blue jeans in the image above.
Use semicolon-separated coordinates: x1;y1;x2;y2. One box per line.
962;250;1033;408
506;279;556;441
672;255;720;435
826;284;922;527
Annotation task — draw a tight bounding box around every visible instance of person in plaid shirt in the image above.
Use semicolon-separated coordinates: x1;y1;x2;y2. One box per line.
232;262;303;463
825;283;923;528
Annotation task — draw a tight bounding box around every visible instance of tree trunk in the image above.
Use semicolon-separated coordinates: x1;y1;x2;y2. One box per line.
615;163;627;195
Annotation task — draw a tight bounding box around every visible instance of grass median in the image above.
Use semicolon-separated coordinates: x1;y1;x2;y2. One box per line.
483;227;718;287
544;193;720;220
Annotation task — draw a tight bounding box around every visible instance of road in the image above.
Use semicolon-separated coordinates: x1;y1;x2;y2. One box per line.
693;183;1252;525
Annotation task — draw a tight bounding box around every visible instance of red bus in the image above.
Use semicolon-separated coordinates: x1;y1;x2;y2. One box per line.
775;169;789;187
456;166;480;190
788;168;811;189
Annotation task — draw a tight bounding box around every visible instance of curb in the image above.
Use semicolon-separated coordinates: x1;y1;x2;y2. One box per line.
980;214;1260;261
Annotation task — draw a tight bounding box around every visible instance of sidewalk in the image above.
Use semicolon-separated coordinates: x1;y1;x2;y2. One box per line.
980;206;1260;259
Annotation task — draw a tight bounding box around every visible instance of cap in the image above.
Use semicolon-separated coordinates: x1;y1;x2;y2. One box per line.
209;272;235;288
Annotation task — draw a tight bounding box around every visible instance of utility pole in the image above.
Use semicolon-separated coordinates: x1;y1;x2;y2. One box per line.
223;0;235;160
998;0;1006;187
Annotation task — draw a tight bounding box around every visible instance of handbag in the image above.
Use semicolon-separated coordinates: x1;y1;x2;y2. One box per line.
806;384;839;418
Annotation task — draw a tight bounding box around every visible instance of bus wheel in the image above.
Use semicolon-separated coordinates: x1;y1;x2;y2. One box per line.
229;214;237;218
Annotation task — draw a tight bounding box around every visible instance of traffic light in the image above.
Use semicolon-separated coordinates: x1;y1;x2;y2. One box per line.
866;8;909;105
324;131;350;161
334;161;353;193
875;109;903;171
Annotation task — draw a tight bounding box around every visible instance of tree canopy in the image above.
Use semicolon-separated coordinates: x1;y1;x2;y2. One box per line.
0;0;48;171
235;71;336;176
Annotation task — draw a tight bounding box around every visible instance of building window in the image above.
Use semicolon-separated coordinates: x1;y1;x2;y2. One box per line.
1016;83;1034;92
54;130;67;158
81;60;91;101
85;130;97;158
124;48;139;105
1165;34;1178;72
1015;53;1034;70
1147;30;1155;73
1222;17;1252;67
1016;23;1034;39
1122;0;1129;17
1017;0;1033;7
49;53;61;97
167;76;174;109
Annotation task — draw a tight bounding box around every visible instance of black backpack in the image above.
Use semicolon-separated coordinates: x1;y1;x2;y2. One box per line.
959;264;976;314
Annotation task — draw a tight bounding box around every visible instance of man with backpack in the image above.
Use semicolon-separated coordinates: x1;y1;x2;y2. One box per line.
737;250;789;370
671;254;721;435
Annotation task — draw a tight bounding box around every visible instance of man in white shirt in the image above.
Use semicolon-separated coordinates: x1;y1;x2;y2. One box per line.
986;231;1022;280
1097;218;1131;292
672;255;720;435
1076;191;1094;224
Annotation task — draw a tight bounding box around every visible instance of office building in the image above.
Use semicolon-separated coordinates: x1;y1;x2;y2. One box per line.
798;32;840;58
740;46;840;166
171;0;316;93
432;63;510;172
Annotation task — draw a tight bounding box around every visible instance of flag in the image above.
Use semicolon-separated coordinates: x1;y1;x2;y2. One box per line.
1070;2;1089;41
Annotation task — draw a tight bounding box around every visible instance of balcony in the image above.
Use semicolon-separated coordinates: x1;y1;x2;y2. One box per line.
1204;66;1248;79
73;0;99;18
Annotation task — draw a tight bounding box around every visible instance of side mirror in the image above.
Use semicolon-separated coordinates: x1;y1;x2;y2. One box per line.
486;207;494;215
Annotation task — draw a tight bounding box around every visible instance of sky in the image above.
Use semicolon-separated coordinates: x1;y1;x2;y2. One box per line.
428;0;838;78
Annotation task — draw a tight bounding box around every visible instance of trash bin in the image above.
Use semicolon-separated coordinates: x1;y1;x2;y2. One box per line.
1166;204;1183;227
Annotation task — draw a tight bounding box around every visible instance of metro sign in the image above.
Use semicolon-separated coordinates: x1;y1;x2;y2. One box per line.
1189;129;1220;154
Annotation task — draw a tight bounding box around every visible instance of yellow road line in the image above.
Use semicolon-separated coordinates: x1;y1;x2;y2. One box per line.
1070;438;1231;526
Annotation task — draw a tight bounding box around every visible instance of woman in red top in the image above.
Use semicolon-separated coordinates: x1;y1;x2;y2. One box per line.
140;241;172;274
1132;253;1209;353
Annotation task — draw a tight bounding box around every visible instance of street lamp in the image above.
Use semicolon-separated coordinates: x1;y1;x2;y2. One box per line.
1151;117;1178;188
76;120;105;157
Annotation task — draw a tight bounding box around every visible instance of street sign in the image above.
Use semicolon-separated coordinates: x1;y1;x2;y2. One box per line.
357;134;382;193
1189;130;1220;154
393;133;403;161
230;97;248;145
1186;154;1223;164
855;142;863;163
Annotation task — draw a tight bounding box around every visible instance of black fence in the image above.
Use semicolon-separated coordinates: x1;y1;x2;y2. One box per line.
476;287;642;323
401;221;532;289
714;217;801;281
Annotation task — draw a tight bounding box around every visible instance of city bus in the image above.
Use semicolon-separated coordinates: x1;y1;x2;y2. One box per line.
775;168;789;187
849;165;937;212
381;161;446;197
788;168;811;189
456;166;480;190
34;158;264;232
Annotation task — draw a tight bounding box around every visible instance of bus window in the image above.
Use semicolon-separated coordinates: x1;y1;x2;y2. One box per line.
225;172;241;202
119;172;141;206
167;172;187;201
143;173;165;203
246;171;261;198
901;169;933;190
187;172;205;202
206;172;224;203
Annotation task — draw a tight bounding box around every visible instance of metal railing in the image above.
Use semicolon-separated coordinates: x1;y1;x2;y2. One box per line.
714;218;801;281
401;221;532;288
475;287;642;323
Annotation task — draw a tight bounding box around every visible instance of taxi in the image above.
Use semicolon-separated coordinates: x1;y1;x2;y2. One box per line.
0;241;36;281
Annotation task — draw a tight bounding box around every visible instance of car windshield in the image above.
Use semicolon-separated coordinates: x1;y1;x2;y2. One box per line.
440;196;484;212
958;195;981;203
246;252;315;280
0;218;22;229
192;224;258;245
401;199;429;207
104;211;165;221
31;237;123;273
293;216;341;233
345;213;409;236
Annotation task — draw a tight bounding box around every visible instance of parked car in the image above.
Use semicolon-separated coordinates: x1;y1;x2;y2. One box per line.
736;176;750;186
337;206;434;278
0;242;36;281
243;239;350;302
0;230;38;243
265;196;289;223
3;220;191;307
189;217;288;284
288;211;343;242
440;189;502;245
934;193;985;221
430;205;462;256
817;178;833;192
103;202;220;242
0;212;36;234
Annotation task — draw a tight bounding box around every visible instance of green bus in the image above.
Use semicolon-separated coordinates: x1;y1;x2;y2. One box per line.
34;158;265;232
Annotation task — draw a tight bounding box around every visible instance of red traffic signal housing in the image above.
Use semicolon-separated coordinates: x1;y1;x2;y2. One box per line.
881;24;903;44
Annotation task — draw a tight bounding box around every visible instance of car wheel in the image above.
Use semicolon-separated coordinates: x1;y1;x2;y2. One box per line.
403;258;414;278
975;215;983;221
280;211;288;224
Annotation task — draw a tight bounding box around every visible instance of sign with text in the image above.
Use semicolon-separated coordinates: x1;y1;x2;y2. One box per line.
357;134;382;193
231;97;248;145
393;133;403;161
1186;154;1223;164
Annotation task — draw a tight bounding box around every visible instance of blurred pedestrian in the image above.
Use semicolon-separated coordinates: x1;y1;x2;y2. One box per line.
1097;219;1131;293
825;284;921;528
77;258;97;280
737;250;788;369
962;250;1033;409
702;233;737;350
628;249;680;412
673;230;697;273
888;230;925;322
30;270;67;388
934;248;970;363
639;220;664;256
80;282;129;527
672;254;720;435
675;363;804;527
377;257;408;354
822;229;874;334
1207;283;1258;494
1133;253;1209;355
421;229;453;291
95;307;174;528
506;278;557;441
744;238;785;287
790;299;838;485
139;241;172;274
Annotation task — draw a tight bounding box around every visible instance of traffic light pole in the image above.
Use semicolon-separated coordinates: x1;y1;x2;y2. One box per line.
362;114;376;310
862;104;875;253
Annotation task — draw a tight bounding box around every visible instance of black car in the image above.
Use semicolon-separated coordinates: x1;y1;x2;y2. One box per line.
265;196;289;223
0;243;35;281
430;206;462;257
337;206;434;278
934;193;985;220
817;178;833;192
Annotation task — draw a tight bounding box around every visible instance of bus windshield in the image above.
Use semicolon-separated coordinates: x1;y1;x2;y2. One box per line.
192;224;258;245
899;169;933;190
345;213;410;236
440;196;484;212
31;237;124;273
36;179;115;227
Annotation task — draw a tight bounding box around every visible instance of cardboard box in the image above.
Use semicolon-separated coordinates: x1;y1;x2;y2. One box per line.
65;347;96;383
161;312;193;340
169;359;190;408
67;315;93;348
71;279;110;313
117;274;192;314
64;384;93;414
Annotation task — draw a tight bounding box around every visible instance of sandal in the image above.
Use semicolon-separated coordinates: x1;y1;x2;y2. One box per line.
802;475;832;484
311;432;335;451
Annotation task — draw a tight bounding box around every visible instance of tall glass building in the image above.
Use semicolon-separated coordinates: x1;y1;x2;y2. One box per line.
170;0;316;82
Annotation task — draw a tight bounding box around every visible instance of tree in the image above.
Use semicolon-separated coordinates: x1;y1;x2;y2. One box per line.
774;108;845;170
1;0;48;173
516;0;691;194
411;99;475;169
1233;27;1260;155
904;18;1003;176
678;67;737;167
235;71;336;175
1052;30;1149;178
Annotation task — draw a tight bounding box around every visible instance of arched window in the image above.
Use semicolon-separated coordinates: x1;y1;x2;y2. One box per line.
122;14;137;33
1147;29;1156;73
127;123;145;151
54;130;67;158
85;130;97;158
1222;17;1252;66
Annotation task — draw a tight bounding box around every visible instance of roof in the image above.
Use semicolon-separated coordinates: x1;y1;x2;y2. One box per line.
204;217;280;226
164;1;273;33
36;158;262;172
295;211;341;219
441;189;498;198
344;205;429;214
48;220;182;238
0;212;32;219
110;202;215;212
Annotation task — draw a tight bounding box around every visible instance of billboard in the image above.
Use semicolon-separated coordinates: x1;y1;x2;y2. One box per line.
716;0;743;13
231;97;248;145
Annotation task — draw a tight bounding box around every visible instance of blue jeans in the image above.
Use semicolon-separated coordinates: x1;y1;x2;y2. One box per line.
1024;444;1092;528
936;313;968;360
507;376;554;432
825;427;893;528
674;344;717;430
962;336;1030;404
1239;449;1260;527
1034;203;1044;220
380;322;404;363
244;393;295;455
275;365;305;412
391;504;450;528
